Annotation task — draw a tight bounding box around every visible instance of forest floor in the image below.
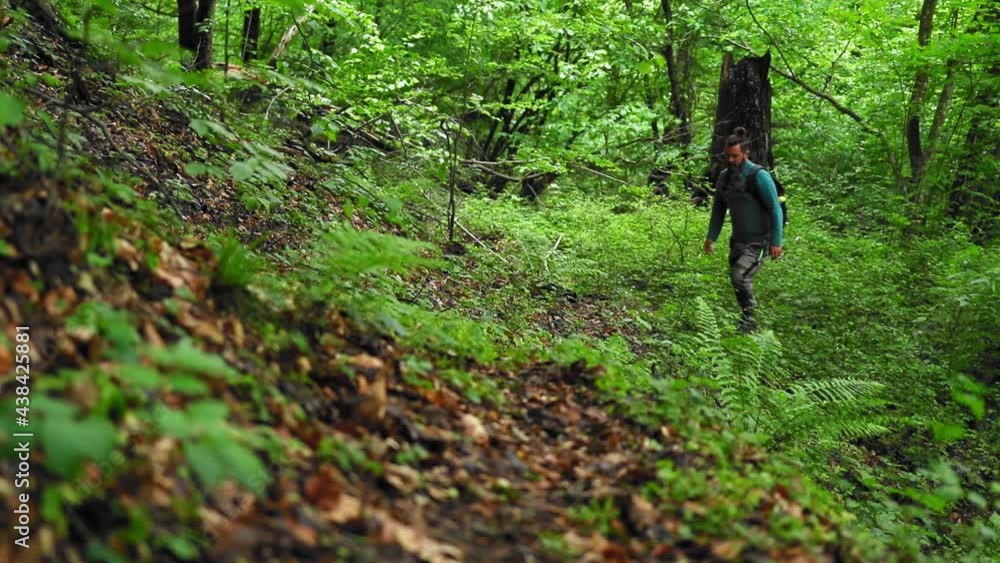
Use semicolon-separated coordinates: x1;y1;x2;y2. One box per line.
1;24;898;563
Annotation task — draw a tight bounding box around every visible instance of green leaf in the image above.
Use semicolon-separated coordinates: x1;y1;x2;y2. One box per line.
41;487;68;535
967;491;988;509
190;119;235;141
121;505;153;544
115;364;162;389
259;159;291;181
185;441;225;487
119;75;168;94
90;0;118;12
0;93;26;127
145;339;239;379
903;487;949;512
155;407;194;438
184;162;209;176
32;395;80;419
218;440;268;493
930;421;965;443
161;533;199;560
230;161;255;181
167;373;211;396
102;179;137;203
187;400;229;423
41;415;117;478
189;119;211;137
952;390;985;420
86;540;129;563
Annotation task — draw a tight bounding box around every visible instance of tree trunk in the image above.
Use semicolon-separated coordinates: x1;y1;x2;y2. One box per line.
15;0;80;46
660;0;692;147
704;51;778;193
193;0;218;70
178;0;197;51
241;7;261;62
915;56;957;191
947;3;1000;239
904;0;937;188
947;99;1000;241
650;0;695;196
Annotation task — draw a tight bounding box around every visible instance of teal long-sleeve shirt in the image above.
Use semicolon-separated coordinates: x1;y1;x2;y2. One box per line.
706;160;783;247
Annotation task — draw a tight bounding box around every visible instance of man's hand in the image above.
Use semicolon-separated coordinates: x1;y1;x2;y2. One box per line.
770;245;783;259
704;239;715;255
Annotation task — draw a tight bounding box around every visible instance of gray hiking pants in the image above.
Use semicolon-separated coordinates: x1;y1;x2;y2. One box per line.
728;240;768;320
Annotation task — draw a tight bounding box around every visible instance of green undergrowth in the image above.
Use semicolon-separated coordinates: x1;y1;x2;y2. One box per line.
1;20;997;560
372;179;998;559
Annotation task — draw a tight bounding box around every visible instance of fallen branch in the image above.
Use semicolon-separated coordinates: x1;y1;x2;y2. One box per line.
265;85;293;119
569;164;627;185
466;161;522;182
460;158;530;166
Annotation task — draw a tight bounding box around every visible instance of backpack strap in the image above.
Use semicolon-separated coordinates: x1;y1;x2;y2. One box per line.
745;164;767;206
745;164;788;226
747;164;764;197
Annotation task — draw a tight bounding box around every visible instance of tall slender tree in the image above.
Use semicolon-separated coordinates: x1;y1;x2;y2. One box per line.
649;0;697;195
241;6;261;62
904;0;938;189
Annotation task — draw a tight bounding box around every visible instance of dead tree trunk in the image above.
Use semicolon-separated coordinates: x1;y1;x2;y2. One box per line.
241;7;261;62
701;51;779;200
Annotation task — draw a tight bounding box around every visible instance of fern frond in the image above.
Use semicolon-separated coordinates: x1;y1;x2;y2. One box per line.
677;300;892;447
789;378;885;406
692;297;722;350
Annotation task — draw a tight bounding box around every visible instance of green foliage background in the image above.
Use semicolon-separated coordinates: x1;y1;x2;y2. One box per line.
0;0;997;560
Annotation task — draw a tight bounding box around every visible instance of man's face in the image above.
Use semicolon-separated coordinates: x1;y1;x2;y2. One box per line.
724;145;748;168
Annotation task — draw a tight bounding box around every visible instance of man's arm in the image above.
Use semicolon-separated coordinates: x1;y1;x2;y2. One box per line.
754;170;783;249
706;191;727;246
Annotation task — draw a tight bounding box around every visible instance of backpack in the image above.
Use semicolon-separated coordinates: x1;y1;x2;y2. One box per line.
718;165;788;226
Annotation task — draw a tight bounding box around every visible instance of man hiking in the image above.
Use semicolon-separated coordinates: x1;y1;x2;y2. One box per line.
704;127;784;333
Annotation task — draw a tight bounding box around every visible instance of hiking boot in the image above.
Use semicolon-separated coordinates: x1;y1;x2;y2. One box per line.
737;317;759;334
